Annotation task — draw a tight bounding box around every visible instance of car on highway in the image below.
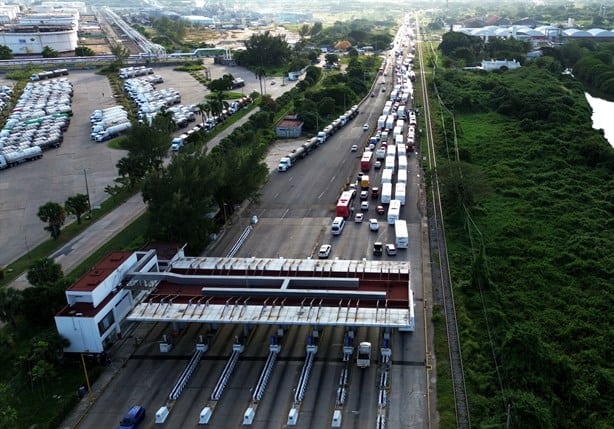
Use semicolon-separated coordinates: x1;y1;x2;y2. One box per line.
318;244;332;259
118;405;145;429
385;244;397;256
354;213;364;223
369;218;379;231
360;190;368;200
351;144;358;152
360;201;369;211
376;205;385;215
363;123;369;131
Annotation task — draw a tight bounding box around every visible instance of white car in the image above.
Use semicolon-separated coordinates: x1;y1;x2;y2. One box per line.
369;219;379;231
362;123;369;131
318;244;332;259
354;213;364;223
385;244;397;256
351;144;358;152
360;201;369;211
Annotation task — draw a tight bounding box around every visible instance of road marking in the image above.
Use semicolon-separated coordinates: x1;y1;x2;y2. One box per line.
281;208;289;219
318;191;325;200
330;175;336;183
274;192;280;199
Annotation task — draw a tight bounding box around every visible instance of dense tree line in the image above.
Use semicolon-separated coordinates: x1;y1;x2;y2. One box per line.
294;55;378;132
433;57;613;426
0;258;73;427
142;110;273;252
307;19;393;51
439;31;530;67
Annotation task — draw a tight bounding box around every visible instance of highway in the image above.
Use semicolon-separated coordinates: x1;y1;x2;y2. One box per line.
60;18;431;429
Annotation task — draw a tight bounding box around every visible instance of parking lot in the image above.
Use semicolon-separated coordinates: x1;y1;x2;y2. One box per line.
0;63;298;268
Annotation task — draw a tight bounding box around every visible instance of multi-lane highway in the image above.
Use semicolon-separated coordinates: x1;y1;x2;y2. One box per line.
72;18;430;429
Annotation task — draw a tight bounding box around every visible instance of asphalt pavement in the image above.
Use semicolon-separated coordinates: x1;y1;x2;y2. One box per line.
8;107;260;290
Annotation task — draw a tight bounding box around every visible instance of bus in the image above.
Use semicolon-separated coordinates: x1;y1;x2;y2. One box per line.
335;191;355;218
360;151;373;171
387;199;401;225
395;219;409;248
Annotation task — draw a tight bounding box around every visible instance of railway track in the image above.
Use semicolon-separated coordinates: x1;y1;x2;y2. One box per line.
415;18;471;429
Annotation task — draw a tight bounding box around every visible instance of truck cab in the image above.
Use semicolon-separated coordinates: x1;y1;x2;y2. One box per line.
170;134;188;152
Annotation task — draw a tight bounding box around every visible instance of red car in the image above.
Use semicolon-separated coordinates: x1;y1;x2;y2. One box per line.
376;205;385;215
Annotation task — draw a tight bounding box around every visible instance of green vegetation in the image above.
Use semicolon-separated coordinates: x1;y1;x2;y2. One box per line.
0;211;149;428
432;43;614;427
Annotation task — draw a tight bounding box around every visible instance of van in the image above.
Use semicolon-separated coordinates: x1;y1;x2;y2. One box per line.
331;217;345;236
119;405;145;429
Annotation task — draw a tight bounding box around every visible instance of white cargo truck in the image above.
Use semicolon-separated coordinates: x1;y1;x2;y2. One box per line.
381;183;392;204
395;182;406;205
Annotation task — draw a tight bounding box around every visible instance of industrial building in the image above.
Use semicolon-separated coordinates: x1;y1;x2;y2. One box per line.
55;247;415;354
0;10;79;54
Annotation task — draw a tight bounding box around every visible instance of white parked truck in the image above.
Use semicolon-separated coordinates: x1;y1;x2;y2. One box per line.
0;146;43;167
93;122;131;142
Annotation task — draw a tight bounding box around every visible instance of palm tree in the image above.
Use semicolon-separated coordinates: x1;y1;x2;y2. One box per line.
254;66;267;95
196;102;210;128
110;42;130;71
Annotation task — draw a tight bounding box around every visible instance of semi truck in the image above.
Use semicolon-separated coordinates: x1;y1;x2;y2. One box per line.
91;106;126;122
356;342;372;368
93;122;132;142
278;147;305;171
0;146;43;168
170;134;189;151
30;69;69;81
91;114;129;133
385;115;395;130
381;183;392;204
317;131;327;144
377;115;386;129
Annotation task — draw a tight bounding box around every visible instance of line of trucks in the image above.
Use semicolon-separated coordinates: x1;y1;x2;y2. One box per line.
90;106;131;142
170;95;253;151
278;104;360;172
118;66;154;79
1;78;73;170
30;68;69;82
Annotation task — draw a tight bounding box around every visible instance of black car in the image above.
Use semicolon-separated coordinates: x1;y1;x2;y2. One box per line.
373;242;383;256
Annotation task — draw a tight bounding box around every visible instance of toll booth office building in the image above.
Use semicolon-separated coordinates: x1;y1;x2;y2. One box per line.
54;251;159;353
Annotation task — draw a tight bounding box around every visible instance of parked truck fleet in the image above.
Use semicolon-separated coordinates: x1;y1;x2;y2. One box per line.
0;78;73;170
90;106;131;142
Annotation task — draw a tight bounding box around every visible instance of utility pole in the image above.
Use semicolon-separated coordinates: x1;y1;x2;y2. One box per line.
84;168;92;219
81;353;93;404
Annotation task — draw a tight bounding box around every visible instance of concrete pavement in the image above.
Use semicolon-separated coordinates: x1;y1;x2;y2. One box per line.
8;107;260;291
